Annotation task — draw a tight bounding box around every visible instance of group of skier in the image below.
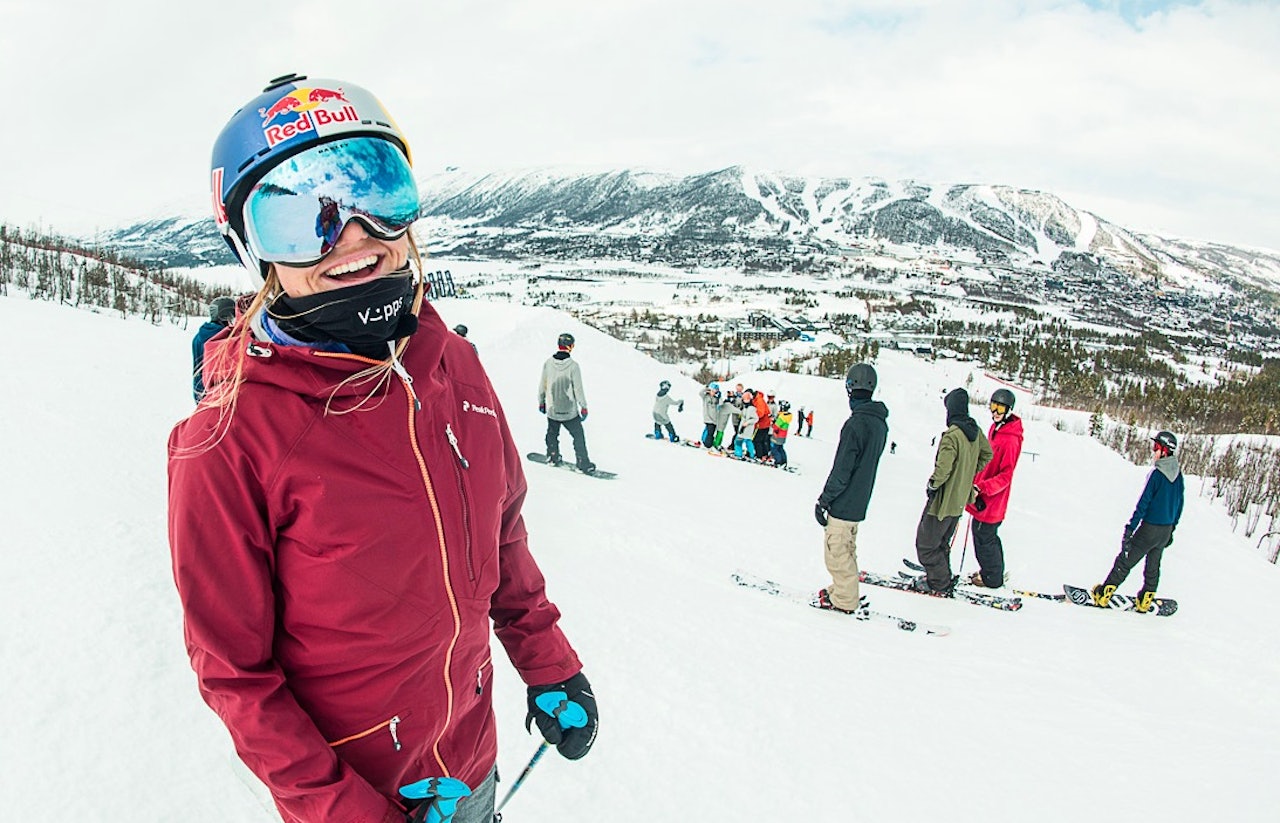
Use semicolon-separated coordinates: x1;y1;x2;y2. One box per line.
812;364;1183;618
651;380;813;468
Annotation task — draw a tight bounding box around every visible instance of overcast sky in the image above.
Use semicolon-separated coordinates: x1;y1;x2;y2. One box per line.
2;0;1277;251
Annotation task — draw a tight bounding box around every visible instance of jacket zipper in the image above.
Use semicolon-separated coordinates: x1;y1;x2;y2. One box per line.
476;656;491;695
401;384;461;779
445;423;475;582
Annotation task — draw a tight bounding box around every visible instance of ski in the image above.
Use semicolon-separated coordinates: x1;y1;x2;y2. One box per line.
731;571;950;636
859;570;1023;611
525;453;617;480
899;560;1009;587
1062;584;1178;617
1010;589;1068;602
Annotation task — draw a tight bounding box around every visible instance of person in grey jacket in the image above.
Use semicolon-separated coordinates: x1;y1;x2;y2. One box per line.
814;364;889;615
538;332;595;473
700;382;722;448
652;380;683;442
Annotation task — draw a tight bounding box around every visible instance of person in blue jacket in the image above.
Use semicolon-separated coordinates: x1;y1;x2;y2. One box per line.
1091;430;1184;612
191;296;236;401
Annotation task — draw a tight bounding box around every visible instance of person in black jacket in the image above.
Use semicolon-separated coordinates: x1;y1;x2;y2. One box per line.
814;363;889;616
191;296;236;402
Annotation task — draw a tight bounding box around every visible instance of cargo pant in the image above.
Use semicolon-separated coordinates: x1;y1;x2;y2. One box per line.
915;507;960;591
823;515;862;610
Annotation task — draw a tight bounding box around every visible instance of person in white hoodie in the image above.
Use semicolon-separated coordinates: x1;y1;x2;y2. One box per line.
538;332;595;473
652;380;684;442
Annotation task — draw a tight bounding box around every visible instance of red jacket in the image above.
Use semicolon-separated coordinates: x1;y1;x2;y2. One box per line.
966;414;1023;523
168;302;581;823
752;393;771;430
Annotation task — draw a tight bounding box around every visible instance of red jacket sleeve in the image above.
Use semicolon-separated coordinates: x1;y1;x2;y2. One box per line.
168;421;398;823
487;404;583;687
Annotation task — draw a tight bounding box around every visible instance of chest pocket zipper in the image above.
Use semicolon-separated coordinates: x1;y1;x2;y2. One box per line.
446;423;475;581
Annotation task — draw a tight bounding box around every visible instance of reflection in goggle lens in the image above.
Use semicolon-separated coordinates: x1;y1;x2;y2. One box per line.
242;137;420;265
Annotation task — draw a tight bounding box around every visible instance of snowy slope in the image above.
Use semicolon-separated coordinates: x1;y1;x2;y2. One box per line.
2;294;1278;822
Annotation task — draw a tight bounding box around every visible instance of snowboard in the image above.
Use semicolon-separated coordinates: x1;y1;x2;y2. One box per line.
525;452;617;480
1062;584;1178;617
731;571;950;636
858;569;1023;611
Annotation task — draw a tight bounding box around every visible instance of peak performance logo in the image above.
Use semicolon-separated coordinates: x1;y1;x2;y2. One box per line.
462;399;497;419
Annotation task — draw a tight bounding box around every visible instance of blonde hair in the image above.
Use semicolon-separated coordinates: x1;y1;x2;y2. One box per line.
178;236;426;455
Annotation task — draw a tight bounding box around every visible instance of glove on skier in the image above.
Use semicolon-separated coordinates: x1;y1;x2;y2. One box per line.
677;401;684;413
925;484;939;500
526;671;597;760
538;403;546;415
398;776;472;823
579;408;588;421
814;503;829;527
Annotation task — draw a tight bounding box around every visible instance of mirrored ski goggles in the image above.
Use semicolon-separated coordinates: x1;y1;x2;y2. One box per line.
242;136;420;266
989;402;1009;415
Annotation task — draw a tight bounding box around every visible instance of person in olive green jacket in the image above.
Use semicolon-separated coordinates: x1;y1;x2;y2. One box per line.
914;388;993;594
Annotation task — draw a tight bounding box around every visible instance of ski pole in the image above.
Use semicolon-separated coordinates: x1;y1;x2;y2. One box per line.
956;514;972;576
496;741;550;813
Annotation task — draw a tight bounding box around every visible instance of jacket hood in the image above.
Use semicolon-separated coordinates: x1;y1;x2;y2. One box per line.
944;389;978;442
992;414;1024;440
1155;454;1181;482
851;399;889;422
553;351;571;361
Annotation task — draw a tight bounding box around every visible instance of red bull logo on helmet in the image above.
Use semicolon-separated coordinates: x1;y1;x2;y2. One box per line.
259;87;358;148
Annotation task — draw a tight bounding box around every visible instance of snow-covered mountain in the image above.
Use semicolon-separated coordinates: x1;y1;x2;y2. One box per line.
96;166;1280;294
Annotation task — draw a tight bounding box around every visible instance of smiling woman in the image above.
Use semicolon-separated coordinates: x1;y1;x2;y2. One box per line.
167;73;598;823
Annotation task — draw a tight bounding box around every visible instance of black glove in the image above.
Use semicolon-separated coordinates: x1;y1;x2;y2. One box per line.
815;503;829;527
972;494;987;513
1164;529;1175;549
1123;527;1134;545
926;484;939;500
677;401;684;413
526;671;597;760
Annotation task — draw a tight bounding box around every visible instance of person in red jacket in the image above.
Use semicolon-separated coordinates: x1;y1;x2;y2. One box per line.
964;388;1024;588
170;75;596;823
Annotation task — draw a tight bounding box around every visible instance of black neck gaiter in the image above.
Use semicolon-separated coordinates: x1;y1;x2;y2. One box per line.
270;273;418;358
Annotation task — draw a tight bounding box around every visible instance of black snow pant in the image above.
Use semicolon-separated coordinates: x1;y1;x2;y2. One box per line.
546;417;592;469
702;423;718;448
971;519;1005;587
753;428;771;460
915;506;961;591
654;421;677;441
1102;522;1173;594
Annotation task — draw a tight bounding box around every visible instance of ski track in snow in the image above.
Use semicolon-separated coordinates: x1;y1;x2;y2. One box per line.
2;292;1279;822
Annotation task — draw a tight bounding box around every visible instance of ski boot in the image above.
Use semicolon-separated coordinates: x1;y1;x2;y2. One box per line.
816;588;870;619
909;575;955;598
1134;590;1155;613
1090;584;1116;607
